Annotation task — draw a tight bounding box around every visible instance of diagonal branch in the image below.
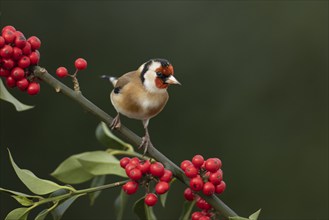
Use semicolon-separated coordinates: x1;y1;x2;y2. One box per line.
33;66;238;218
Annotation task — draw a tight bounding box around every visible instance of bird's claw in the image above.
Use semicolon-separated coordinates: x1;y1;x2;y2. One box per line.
139;135;153;156
110;114;121;130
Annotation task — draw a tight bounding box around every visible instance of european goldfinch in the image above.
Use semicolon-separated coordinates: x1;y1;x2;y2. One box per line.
102;58;180;154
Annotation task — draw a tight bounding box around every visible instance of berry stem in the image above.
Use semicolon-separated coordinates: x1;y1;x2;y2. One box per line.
75;180;128;195
31;180;128;209
65;70;80;92
107;149;150;160
32;66;238;218
72;69;78;77
72;76;80;92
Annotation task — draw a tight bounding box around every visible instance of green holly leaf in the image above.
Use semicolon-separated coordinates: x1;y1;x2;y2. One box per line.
0;78;34;111
89;175;106;205
249;209;261;220
8;149;65;195
0;187;42;199
35;209;50;220
77;151;127;177
159;191;168;207
52;151;127;184
5;207;29;220
159;178;176;207
51;152;95;184
229;209;261;220
229;217;249;220
178;200;196;220
114;189;129;220
133;196;157;220
95;122;133;151
35;202;59;220
51;194;85;220
11;195;34;206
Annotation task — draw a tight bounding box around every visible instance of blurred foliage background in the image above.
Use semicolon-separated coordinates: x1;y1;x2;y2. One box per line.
0;1;328;220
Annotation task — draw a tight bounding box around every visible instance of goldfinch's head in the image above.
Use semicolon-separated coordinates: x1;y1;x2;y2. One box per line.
139;58;180;93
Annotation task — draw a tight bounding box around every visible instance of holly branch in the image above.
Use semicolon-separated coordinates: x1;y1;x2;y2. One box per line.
32;66;238;218
1;25;263;220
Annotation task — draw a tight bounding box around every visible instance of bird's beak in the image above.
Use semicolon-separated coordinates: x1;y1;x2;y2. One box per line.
165;75;181;85
100;75;111;80
100;75;118;86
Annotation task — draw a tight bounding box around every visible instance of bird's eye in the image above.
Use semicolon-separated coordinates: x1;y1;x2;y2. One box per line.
156;72;163;77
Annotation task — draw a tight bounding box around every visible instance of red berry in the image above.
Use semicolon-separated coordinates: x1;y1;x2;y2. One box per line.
149;162;165;177
122;181;138;195
11;67;25;80
155;181;169;194
137;160;151;174
185;165;199;178
208;170;223;185
18;56;30;68
56;67;69;78
27;36;41;50
0;68;10;77
127;168;142;181
129;157;140;166
183;188;195;201
22;42;32;55
199;216;211;220
14;31;25;37
192;155;204;168
16;78;29;91
14;33;26;48
125;163;137;176
27;82;40;95
191;212;204;220
213;158;222;169
0;45;13;58
144;193;158;206
12;47;23;60
29;51;40;65
189;176;204;191
119;157;130;168
202;182;215;196
205;158;220;172
2;30;16;43
0;36;5;47
180;160;193;171
6;76;16;87
196;197;212;211
196;197;205;209
74;58;87;70
2;25;16;34
160;169;172;182
2;58;15;70
215;181;226;194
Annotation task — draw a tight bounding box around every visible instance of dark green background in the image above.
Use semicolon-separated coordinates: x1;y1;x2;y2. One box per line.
1;1;328;220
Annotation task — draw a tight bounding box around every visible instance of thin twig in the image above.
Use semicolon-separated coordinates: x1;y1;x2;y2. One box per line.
33;180;128;207
33;66;238;218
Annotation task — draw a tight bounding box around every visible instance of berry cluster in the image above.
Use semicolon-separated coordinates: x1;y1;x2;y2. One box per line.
120;157;172;207
184;188;217;220
182;155;226;220
181;155;226;196
56;58;87;78
192;197;215;220
0;25;41;95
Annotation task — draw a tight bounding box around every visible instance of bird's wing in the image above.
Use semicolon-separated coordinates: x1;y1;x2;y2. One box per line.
114;71;139;89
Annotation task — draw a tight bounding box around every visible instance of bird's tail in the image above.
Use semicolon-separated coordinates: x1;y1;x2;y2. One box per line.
100;75;118;87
